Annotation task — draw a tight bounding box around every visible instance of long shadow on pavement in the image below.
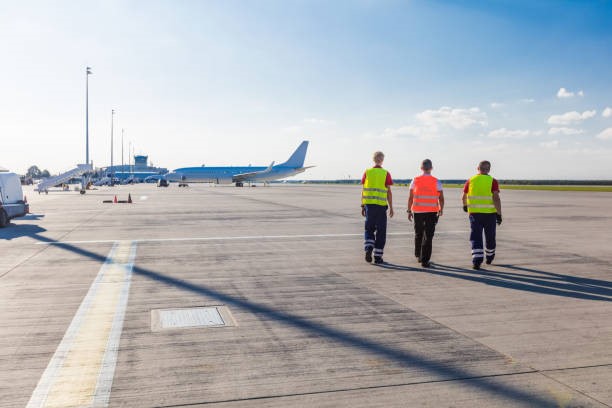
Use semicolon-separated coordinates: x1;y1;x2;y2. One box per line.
0;224;47;240
378;262;612;301
27;233;587;407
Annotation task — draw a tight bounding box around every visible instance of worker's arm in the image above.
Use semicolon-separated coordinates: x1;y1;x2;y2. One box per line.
493;191;502;215
360;187;366;217
387;187;394;218
407;189;414;221
461;192;468;212
438;191;445;216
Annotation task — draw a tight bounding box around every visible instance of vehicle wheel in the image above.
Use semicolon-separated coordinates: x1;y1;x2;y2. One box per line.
0;210;8;228
80;190;86;195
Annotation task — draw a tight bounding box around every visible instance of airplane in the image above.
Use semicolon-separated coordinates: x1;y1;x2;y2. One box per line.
165;140;313;187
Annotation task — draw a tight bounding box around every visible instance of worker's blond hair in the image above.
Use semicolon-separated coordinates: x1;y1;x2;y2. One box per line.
373;151;385;164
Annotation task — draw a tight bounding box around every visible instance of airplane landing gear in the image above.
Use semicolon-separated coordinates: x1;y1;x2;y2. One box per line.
235;182;244;187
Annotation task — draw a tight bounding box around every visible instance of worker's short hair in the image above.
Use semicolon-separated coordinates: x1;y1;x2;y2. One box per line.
421;159;433;170
373;151;385;163
478;160;491;171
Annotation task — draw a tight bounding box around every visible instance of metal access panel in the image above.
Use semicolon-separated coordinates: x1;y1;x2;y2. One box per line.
151;306;236;331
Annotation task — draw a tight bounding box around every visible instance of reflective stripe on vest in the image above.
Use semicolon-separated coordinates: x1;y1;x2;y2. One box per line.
467;174;496;213
362;168;388;205
411;175;440;213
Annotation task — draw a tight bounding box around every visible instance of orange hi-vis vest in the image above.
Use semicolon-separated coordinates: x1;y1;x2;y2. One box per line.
411;175;441;213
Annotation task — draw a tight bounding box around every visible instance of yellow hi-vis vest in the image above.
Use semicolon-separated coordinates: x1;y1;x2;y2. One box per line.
467;174;496;214
362;167;388;206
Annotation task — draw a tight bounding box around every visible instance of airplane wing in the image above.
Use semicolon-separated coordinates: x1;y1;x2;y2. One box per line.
232;161;274;183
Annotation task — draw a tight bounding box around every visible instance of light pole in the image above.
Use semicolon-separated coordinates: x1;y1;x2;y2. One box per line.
85;66;92;166
131;144;135;175
110;109;115;185
121;128;124;181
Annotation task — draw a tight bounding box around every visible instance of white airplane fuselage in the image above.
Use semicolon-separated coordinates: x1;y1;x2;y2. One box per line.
165;141;312;185
165;165;306;184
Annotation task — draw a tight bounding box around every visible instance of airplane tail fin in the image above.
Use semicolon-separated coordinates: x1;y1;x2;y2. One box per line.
280;141;309;168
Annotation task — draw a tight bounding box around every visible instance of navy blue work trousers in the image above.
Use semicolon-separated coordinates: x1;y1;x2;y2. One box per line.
469;213;497;265
364;204;388;258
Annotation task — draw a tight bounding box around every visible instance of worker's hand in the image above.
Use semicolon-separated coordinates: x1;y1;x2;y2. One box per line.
361;207;366;217
496;214;503;225
408;211;413;222
463;205;468;213
438;209;443;217
389;208;394;218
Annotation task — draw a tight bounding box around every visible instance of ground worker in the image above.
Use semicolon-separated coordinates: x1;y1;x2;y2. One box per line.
462;160;502;269
407;159;444;268
361;151;394;264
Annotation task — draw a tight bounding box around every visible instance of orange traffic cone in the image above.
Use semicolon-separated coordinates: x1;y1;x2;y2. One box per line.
113;195;118;203
127;193;132;204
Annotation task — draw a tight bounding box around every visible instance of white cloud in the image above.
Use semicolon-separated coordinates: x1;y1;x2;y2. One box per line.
490;102;504;109
380;106;487;140
382;124;439;141
596;128;612;140
547;110;597;125
303;118;335;125
603;107;612;118
487;128;530;139
282;125;302;133
520;98;535;103
556;87;584;99
283;117;335;133
415;106;487;130
548;127;584;136
382;125;420;138
540;140;559;149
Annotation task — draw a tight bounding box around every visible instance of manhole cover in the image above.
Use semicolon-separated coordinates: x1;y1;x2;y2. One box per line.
151;306;236;331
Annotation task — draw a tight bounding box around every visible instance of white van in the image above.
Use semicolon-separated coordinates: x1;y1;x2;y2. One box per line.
0;172;29;227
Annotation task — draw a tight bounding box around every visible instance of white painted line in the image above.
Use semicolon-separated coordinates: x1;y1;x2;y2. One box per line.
26;241;137;408
35;230;470;245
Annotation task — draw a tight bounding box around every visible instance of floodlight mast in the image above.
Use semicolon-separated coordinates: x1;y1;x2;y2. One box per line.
85;66;92;166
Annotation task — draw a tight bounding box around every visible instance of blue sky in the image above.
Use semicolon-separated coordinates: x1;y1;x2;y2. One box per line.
1;0;611;179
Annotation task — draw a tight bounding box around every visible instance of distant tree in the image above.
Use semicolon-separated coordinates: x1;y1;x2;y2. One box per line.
25;166;51;178
26;165;42;178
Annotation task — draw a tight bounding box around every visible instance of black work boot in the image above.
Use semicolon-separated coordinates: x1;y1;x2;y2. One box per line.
472;263;481;270
365;249;373;263
374;256;384;264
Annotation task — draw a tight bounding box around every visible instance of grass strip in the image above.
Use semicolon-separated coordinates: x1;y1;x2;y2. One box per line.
442;184;612;192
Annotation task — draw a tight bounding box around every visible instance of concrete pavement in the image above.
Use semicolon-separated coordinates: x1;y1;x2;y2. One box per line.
1;184;611;407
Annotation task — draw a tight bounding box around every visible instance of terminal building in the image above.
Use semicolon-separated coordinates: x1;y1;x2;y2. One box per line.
103;155;168;182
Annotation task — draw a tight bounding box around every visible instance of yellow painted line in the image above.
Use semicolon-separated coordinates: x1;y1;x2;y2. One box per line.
27;241;136;408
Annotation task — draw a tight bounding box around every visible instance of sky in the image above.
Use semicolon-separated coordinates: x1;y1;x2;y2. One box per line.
1;0;611;180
